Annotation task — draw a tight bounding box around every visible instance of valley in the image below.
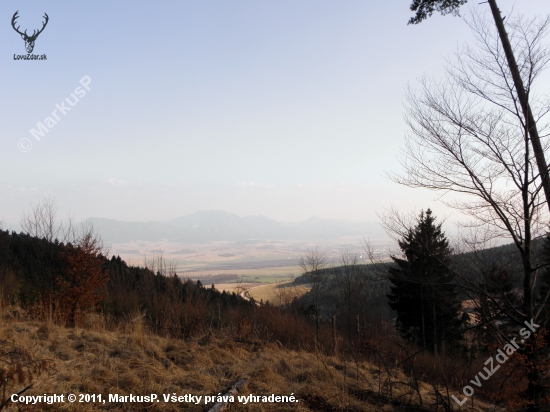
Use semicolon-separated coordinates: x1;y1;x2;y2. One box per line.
109;235;390;289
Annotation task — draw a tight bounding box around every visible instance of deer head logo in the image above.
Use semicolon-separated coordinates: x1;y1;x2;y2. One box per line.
11;11;49;54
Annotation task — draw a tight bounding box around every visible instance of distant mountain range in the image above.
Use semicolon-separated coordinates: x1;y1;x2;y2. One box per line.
85;211;383;243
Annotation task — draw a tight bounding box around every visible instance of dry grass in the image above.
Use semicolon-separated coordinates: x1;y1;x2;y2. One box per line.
213;283;259;294
199;266;302;278
248;282;311;303
0;309;497;412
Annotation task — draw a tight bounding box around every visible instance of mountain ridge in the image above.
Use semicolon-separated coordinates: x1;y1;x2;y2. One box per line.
85;210;382;243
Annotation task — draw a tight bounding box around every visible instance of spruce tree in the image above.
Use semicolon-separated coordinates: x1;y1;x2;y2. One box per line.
387;209;465;354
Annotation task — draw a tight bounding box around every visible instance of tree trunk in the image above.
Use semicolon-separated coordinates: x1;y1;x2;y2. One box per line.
420;278;426;348
332;315;338;356
315;306;320;346
432;288;437;356
519;120;543;411
487;0;550;215
348;307;353;344
522;260;543;411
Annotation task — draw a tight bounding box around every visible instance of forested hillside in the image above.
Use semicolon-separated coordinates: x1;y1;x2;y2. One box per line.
2;218;550;410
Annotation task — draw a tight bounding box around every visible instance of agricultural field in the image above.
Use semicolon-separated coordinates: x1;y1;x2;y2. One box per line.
247;281;311;304
211;283;257;294
110;236;389;285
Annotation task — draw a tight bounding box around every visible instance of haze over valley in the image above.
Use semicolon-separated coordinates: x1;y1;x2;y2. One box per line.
3;1;550;409
94;210;389;283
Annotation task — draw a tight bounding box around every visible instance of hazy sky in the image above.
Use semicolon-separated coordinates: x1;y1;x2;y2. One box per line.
1;1;549;228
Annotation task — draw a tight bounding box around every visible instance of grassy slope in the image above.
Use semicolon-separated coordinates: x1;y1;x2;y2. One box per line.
0;311;495;412
247;282;311;303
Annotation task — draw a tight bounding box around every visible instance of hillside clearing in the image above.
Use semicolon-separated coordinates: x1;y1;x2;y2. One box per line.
0;311;495;411
248;282;311;303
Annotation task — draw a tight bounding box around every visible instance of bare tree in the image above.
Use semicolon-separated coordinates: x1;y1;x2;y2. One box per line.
19;198;64;295
409;0;550;214
18;198;109;324
485;1;550;214
20;197;61;242
143;252;178;277
19;197;87;245
333;252;368;344
273;281;306;308
393;11;550;408
299;247;328;345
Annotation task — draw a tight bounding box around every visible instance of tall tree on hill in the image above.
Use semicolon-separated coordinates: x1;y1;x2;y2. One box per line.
407;0;550;215
20;198;65;296
300;248;327;346
56;229;108;326
395;10;550;408
387;209;465;355
333;253;368;344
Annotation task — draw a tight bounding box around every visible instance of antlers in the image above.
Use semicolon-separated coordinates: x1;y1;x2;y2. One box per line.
34;13;49;38
11;11;25;36
11;11;49;40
